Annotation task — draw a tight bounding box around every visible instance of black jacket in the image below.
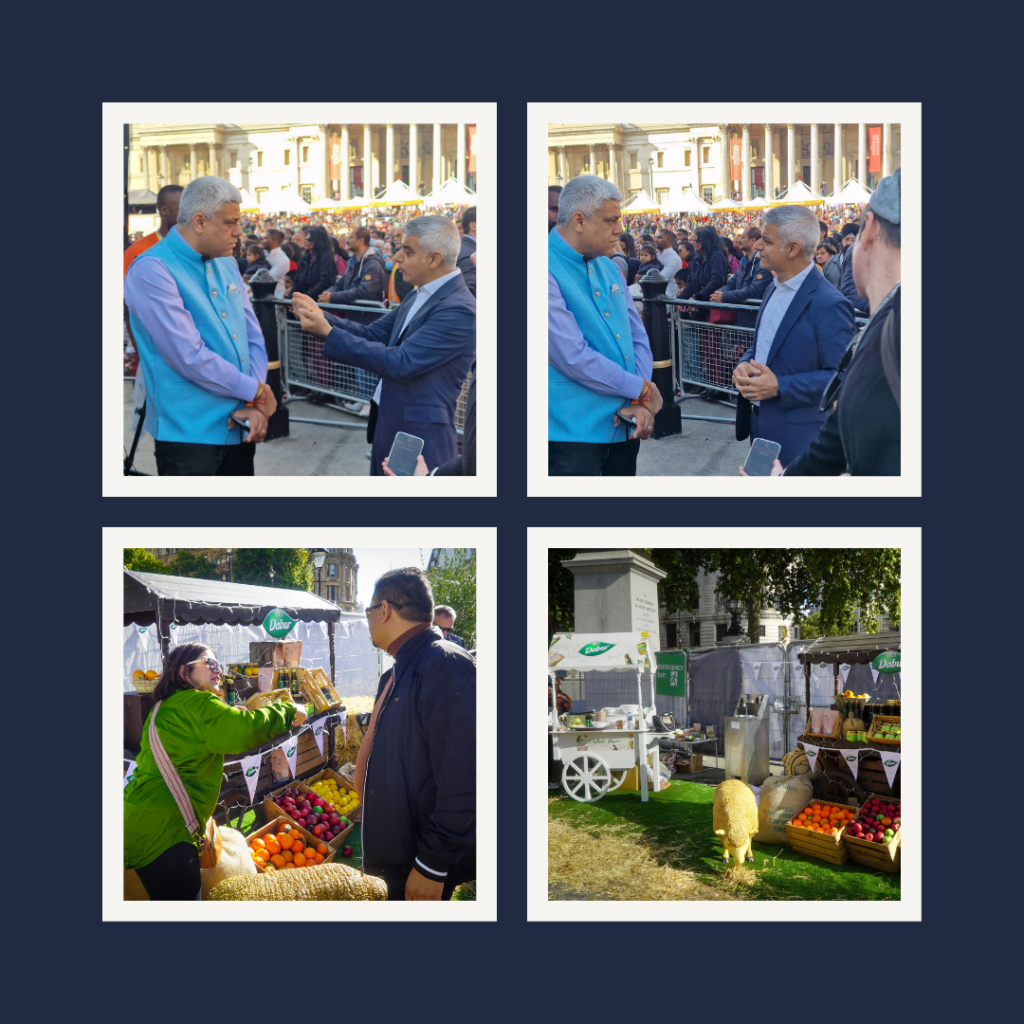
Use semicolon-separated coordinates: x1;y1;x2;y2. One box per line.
435;370;475;476
720;254;771;327
839;246;868;313
679;249;729;301
327;248;387;309
292;250;338;300
457;235;476;296
362;626;476;883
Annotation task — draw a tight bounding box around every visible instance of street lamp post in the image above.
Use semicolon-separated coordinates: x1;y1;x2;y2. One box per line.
268;566;275;585
310;548;328;598
648;155;655;198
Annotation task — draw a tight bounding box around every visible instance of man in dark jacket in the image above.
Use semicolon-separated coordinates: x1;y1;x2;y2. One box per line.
354;568;475;900
319;226;386;323
711;226;770;328
433;605;468;649
837;223;868;313
457;206;476;296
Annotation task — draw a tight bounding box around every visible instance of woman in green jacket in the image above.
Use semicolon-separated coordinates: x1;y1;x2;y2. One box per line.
124;641;311;899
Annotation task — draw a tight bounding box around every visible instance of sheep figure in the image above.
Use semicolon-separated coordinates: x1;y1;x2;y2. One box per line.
712;779;759;865
200;826;257;899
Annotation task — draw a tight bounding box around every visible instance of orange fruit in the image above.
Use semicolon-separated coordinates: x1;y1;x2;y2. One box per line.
303;847;316;860
271;854;286;868
251;836;266;849
293;853;306;867
255;855;267;867
316;843;328;855
264;837;281;855
282;849;294;862
314;853;325;864
277;834;294;851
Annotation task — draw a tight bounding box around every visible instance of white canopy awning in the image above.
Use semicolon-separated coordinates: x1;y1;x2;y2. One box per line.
708;196;741;211
548;632;658;672
261;190;311;214
128;189;158;205
825;178;874;206
736;196;772;211
620;188;661;214
422;176;476;207
659;184;711;215
770;179;825;206
370;179;426;207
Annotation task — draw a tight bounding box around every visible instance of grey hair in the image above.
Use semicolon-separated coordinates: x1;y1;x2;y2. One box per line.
762;205;819;259
556;174;622;227
402;215;460;268
434;605;456;619
177;176;243;226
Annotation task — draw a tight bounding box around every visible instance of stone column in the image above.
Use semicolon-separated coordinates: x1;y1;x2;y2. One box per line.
319;124;331;198
741;123;751;201
214;143;224;179
834;123;843;195
457;122;466;186
433;122;442;192
143;146;151;193
787;124;796;188
810;123;820;196
363;124;372;198
763;125;773;198
718;125;729;200
189;144;197;183
386;123;395;187
161;145;169;188
607;144;617;187
340;124;350;200
882;122;891;178
858;123;866;181
409;122;418;191
587;142;596;176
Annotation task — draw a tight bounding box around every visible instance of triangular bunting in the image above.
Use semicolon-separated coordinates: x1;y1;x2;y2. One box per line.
839;748;859;781
880;751;901;788
281;737;299;778
123;760;137;790
239;752;263;803
870;667;879;686
840;663;852;683
752;663;760;678
771;664;781;679
310;715;328;756
802;743;820;772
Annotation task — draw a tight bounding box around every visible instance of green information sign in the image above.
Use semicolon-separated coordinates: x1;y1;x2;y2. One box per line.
656;651;687;697
263;608;296;639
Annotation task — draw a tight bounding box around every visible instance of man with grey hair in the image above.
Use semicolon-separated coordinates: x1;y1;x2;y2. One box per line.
292;215;475;475
433;605;466;648
124;175;277;475
548;174;663;476
731;203;855;466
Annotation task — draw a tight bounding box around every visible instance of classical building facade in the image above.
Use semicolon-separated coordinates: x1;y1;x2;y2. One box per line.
143;547;358;612
129;122;477;205
548;123;901;205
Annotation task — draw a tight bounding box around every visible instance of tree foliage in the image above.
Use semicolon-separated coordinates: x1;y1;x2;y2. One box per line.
425;549;476;648
167;550;220;580
549;548;900;643
124;548;172;575
232;549;313;592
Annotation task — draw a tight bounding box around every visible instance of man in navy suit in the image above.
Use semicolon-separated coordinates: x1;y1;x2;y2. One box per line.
457;206;476;297
732;205;855;466
291;215;475;475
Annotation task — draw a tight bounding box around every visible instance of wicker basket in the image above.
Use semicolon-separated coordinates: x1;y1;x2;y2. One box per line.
245;688;295;711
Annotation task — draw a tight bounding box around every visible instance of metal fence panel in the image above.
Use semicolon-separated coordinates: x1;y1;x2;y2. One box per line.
669;306;752;398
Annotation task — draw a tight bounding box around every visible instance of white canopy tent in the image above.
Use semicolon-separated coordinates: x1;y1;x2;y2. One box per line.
826;178;874;206
307;196;346;211
548;631;659;801
370;179;426;207
659;184;711;215
422;176;476;207
262;190;311;214
770;179;825;207
708;196;741;211
736;196;771;211
619;188;661;215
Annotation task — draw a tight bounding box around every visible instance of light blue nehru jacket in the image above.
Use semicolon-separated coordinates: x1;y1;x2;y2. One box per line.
129;228;252;445
548;229;633;444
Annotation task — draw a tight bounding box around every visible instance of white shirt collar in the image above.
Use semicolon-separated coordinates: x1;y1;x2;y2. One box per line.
774;261;815;293
417;267;462;297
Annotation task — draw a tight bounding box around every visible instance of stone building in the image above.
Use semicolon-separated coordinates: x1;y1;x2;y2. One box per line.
548;122;901;204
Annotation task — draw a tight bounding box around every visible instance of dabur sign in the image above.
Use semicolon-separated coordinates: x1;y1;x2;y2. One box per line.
263;609;296;639
871;651;901;674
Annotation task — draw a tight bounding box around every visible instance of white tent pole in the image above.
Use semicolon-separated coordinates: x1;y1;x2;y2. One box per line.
637;660;649;801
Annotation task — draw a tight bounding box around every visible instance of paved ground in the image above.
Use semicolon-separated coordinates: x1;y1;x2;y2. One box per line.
124;380;373;475
637;393;750;476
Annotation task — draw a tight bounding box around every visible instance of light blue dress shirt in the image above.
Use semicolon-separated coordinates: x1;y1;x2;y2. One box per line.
548;269;652;399
751;261;815;406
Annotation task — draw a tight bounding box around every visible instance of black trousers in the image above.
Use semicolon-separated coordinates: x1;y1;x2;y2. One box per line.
154;440;256;476
548;438;641;476
135;841;202;900
382;869;459;901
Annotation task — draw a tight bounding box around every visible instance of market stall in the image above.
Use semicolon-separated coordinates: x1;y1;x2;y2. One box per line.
123;571;350;829
548;631;665;803
796;632;902;803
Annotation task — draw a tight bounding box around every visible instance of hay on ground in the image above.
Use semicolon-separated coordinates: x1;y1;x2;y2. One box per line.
334;695;376;766
548;807;752;901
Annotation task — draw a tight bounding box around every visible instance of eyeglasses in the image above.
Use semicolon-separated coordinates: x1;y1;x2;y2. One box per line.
365;601;402;617
819;332;861;412
188;657;224;673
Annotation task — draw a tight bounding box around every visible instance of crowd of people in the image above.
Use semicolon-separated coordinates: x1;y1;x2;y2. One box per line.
547;170;901;477
124;175;477;476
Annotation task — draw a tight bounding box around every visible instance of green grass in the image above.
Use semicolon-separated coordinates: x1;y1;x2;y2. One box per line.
550;781;900;901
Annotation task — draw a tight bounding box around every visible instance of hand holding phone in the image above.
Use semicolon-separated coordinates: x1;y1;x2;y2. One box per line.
742;437;782;476
386;431;425;475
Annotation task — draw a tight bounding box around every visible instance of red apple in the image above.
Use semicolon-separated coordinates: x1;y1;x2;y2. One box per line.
324;830;335;841
312;824;324;837
342;846;353;857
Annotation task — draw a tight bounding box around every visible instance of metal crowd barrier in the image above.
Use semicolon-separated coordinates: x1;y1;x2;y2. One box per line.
271;298;470;434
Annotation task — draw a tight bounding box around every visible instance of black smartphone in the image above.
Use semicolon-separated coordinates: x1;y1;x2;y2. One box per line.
230;413;250;436
742;437;782;476
386;431;425;475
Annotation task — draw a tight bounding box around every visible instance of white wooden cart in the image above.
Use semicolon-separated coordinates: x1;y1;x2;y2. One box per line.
549;631;663;803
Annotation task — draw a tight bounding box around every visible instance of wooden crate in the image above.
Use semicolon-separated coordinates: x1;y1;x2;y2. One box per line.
302;667;344;713
867;714;902;745
269;728;329;784
675;754;703;774
785;800;851;865
245;687;295;711
305;767;362;823
804;710;844;740
263;783;354;852
244;814;335;873
844;799;901;873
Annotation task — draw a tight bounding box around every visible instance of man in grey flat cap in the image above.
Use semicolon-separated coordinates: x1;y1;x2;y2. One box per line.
746;168;901;476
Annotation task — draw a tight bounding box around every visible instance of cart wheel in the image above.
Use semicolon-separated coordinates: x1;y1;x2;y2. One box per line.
561;754;613;802
607;770;627;792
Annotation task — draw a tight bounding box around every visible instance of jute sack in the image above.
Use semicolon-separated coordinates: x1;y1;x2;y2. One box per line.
754;774;814;845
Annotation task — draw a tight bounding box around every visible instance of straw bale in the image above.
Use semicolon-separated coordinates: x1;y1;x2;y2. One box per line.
334;695;376;766
207;862;387;900
548;807;752;901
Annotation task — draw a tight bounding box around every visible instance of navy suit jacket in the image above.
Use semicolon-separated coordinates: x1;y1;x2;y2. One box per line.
739;267;855;465
322;273;475;475
457;235;476;296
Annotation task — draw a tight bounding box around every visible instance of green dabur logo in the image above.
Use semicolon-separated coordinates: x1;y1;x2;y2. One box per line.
263;608;297;639
286;746;297;758
884;759;897;767
245;766;258;777
579;642;615;656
